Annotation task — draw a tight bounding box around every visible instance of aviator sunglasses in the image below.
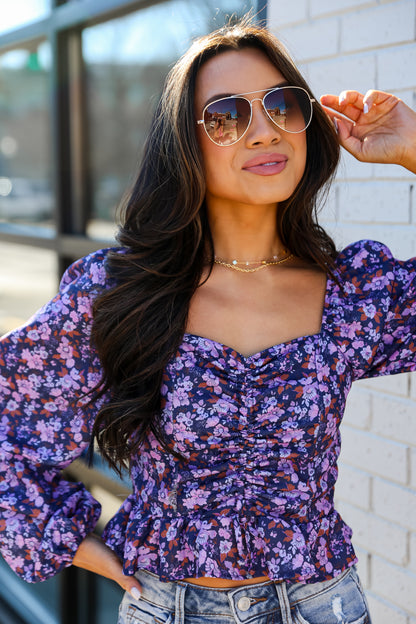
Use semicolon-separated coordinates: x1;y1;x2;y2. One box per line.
197;85;316;146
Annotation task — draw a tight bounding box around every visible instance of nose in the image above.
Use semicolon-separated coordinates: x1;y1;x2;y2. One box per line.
245;98;282;146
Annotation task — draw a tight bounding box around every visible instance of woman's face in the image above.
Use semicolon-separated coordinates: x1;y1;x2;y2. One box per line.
194;47;308;210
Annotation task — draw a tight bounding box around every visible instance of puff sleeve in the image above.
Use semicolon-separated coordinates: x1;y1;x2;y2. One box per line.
0;248;114;582
329;240;416;381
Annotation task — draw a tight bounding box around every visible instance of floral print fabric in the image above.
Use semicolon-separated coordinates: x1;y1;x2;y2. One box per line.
0;254;111;581
1;240;416;584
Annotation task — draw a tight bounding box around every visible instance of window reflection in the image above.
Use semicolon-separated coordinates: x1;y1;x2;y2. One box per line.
0;0;50;35
0;41;54;233
83;0;254;239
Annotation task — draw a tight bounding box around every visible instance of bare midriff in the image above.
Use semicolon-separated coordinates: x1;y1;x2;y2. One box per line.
183;575;270;587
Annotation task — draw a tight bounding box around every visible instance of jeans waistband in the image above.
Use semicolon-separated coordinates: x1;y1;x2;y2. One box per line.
133;567;354;624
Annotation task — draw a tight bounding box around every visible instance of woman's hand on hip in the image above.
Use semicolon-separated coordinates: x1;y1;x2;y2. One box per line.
72;533;142;600
320;89;416;173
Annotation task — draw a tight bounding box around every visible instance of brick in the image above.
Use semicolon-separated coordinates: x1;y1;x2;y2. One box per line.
340;426;408;483
268;0;308;27
317;183;337;223
335;150;374;181
331;223;416;259
366;593;408;624
354;545;370;587
373;478;416;530
335;463;371;510
373;162;416;180
378;43;416;91
376;226;416;258
319;221;340;246
359;372;409;397
410;531;416;573
276;17;339;62
329;226;372;255
341;1;416;52
318;201;337;224
337;502;408;564
372;556;416;614
412;448;416;488
310;0;377;19
338;181;410;224
343;385;371;429
372;395;416;446
305;52;376;96
392;90;416;109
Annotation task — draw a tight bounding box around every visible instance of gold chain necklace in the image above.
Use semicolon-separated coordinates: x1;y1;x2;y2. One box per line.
214;252;293;273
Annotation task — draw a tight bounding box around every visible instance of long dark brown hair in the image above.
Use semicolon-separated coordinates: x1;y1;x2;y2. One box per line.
91;18;340;474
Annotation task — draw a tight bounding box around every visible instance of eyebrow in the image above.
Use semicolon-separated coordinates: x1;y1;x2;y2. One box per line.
202;80;289;109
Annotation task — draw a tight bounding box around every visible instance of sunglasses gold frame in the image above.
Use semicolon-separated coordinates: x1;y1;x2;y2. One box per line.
197;86;316;146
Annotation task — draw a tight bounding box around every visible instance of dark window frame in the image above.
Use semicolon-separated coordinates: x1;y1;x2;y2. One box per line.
0;0;266;277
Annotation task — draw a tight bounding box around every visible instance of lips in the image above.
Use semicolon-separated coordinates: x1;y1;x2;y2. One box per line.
242;153;288;176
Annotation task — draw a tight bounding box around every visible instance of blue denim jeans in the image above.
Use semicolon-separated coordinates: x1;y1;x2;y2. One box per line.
117;566;372;624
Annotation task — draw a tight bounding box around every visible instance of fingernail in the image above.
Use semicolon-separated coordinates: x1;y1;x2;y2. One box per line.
333;117;339;133
130;587;141;600
363;102;370;114
339;92;346;104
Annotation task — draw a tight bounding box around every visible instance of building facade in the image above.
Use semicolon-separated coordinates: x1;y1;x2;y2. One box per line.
267;3;416;623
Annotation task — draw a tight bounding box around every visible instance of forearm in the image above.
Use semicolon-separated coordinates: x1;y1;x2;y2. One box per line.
72;533;142;599
72;534;116;577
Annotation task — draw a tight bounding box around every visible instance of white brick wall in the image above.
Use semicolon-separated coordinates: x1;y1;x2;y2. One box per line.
268;1;416;621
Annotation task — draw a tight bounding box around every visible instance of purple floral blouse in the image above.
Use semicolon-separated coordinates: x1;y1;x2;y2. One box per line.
1;240;415;584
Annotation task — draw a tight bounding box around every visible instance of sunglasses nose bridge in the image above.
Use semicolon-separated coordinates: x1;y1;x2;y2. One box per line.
250;96;265;114
249;95;281;131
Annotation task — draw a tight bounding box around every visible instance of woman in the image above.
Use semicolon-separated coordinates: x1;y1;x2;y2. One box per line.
1;20;416;624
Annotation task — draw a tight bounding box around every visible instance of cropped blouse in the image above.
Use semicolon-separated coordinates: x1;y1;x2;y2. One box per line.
0;240;415;584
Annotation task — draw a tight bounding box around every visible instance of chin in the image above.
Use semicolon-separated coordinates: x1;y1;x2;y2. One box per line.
246;188;297;206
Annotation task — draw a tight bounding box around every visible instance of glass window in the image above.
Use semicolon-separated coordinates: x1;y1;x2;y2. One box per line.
0;242;56;335
0;40;54;236
83;0;255;239
0;0;51;35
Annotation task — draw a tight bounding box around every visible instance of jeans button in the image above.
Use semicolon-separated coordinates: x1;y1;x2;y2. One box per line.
237;596;251;611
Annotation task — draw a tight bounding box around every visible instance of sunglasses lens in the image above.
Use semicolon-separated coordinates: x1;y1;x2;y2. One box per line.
264;87;312;133
203;97;251;145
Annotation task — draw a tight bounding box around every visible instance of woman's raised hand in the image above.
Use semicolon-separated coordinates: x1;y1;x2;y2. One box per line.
320;90;416;173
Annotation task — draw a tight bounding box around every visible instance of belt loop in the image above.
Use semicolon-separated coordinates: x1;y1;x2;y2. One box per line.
275;582;294;624
174;582;187;624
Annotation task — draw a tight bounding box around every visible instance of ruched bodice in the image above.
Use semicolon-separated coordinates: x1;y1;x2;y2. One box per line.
103;325;351;582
